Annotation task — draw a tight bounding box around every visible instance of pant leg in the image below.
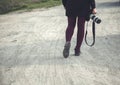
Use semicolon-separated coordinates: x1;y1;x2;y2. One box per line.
66;17;77;42
75;17;85;51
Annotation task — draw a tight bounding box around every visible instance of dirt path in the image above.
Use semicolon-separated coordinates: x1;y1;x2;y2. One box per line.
0;0;120;85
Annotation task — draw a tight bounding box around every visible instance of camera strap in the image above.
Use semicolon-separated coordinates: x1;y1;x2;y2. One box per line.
85;21;95;47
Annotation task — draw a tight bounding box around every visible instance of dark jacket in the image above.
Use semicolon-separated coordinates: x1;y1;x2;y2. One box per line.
62;0;96;19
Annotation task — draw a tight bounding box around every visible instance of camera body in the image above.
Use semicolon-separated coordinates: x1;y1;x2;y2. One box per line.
85;9;101;24
90;14;101;24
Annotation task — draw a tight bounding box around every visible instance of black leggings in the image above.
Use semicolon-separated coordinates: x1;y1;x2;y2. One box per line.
66;17;85;51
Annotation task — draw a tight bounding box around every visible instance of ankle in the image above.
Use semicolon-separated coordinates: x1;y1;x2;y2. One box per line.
74;48;80;52
65;41;71;46
66;41;70;44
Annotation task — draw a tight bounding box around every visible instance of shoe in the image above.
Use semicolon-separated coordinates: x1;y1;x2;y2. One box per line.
63;42;71;58
75;49;80;56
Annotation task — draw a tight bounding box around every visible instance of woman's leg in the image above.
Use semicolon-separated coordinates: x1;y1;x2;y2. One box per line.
75;17;85;53
63;16;76;58
66;17;77;42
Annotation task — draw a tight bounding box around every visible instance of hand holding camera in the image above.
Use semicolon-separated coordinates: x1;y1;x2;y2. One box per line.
85;8;102;46
92;8;97;14
90;8;101;24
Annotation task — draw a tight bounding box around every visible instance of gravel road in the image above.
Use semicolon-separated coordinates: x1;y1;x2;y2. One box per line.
0;0;120;85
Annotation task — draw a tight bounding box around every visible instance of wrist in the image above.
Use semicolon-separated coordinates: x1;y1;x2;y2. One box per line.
92;8;97;14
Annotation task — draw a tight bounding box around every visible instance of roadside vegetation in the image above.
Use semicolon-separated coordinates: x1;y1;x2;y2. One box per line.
0;0;61;14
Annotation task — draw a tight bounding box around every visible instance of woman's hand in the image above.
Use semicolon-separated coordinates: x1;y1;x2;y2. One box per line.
92;8;97;14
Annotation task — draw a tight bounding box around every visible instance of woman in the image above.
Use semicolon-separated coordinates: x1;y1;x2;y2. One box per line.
62;0;97;58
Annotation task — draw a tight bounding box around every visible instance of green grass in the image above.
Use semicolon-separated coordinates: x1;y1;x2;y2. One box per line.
27;0;61;9
0;0;62;14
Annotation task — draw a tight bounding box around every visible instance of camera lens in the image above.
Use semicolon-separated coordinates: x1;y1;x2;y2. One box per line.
94;17;101;24
90;14;101;24
96;19;101;24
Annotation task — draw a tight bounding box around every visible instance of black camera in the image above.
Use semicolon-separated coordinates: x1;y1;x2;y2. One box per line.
90;14;101;24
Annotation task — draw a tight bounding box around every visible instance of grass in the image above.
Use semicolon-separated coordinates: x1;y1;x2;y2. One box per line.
13;0;61;12
0;0;62;14
27;0;61;9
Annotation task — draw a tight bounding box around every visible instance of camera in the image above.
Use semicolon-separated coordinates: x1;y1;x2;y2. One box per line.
90;14;101;24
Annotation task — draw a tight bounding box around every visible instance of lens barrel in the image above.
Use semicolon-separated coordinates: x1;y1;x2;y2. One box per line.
90;14;101;24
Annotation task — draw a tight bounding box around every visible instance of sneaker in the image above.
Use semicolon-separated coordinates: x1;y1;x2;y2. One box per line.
75;49;80;56
63;42;71;58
